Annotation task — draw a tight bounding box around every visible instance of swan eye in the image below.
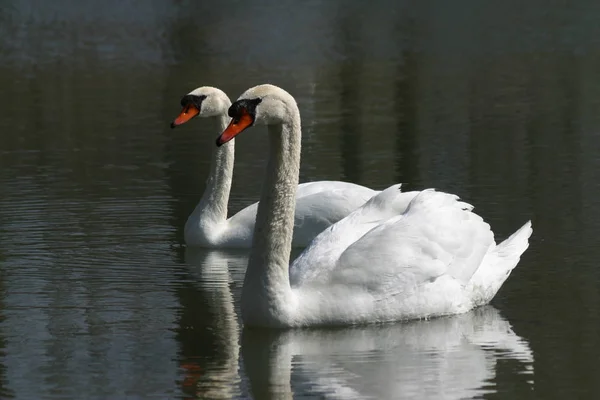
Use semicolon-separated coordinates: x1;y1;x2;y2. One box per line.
180;94;207;109
248;97;262;106
228;98;262;119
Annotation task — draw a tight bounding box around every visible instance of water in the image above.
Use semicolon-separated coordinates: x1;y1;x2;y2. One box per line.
1;0;599;398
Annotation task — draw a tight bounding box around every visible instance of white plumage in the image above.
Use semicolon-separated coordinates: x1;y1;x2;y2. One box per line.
217;84;533;328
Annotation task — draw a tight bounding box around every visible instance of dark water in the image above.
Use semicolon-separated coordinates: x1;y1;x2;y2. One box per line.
1;0;599;398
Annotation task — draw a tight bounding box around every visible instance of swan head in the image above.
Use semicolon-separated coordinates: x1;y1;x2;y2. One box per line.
170;86;232;128
216;84;297;146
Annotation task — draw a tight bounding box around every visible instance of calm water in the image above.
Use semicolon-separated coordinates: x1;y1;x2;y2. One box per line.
1;0;599;398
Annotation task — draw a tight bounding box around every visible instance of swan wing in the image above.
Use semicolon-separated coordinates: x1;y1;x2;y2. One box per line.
295;180;376;198
332;189;495;297
290;184;418;285
291;184;376;246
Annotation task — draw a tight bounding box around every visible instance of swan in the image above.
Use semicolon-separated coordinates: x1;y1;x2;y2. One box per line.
170;86;377;248
216;84;533;328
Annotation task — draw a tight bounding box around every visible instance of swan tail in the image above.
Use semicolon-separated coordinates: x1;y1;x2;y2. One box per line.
494;220;533;263
469;220;533;306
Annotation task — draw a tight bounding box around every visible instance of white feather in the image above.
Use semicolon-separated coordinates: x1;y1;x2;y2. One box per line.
228;84;533;328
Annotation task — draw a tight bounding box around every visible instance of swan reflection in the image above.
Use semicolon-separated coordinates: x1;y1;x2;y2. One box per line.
178;248;246;399
176;249;533;399
242;306;533;399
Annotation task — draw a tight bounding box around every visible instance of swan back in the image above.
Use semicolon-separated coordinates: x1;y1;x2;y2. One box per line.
290;184;418;285
333;189;494;292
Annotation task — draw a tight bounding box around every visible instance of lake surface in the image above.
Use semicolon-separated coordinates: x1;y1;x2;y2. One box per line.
1;0;599;398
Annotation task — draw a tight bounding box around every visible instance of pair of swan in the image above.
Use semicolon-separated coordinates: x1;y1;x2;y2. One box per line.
171;84;533;328
171;86;377;248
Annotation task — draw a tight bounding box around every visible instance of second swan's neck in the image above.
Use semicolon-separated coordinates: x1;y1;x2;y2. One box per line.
241;111;302;326
191;114;234;225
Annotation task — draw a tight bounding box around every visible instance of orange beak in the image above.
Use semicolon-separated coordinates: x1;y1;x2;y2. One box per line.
216;109;254;146
170;104;200;128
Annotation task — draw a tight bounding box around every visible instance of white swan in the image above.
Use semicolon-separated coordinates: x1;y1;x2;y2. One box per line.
170;86;377;248
216;84;533;328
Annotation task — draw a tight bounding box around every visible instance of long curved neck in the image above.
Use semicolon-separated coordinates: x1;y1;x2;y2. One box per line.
195;114;234;223
242;109;301;325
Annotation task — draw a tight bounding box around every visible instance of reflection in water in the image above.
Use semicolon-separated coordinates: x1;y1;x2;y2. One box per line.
0;241;182;398
177;249;245;399
0;260;13;400
243;307;533;400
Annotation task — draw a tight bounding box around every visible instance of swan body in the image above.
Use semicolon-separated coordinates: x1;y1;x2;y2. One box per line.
217;84;533;328
171;86;377;248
